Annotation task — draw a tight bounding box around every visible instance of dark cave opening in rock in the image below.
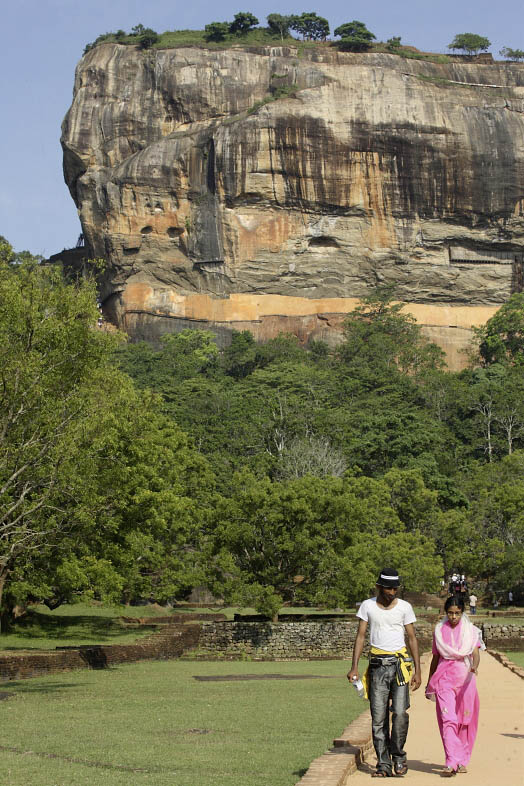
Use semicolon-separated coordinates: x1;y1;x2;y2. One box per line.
308;236;339;248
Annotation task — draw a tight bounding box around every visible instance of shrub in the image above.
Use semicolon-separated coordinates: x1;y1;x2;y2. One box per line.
204;21;230;42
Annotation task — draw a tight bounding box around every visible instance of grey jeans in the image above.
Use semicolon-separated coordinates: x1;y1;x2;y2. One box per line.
368;657;410;774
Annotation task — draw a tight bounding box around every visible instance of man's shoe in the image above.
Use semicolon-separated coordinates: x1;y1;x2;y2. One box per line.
394;762;408;776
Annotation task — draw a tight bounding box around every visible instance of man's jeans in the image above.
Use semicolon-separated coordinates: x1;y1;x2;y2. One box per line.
368;657;410;774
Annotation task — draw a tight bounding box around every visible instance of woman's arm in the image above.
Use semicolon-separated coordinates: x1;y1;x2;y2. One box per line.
427;653;440;682
471;647;480;674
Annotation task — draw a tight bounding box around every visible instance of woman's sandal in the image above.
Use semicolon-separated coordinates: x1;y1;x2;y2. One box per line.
394;763;408;776
457;765;468;773
442;766;457;777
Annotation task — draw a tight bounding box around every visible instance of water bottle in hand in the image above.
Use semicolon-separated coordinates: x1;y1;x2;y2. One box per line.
351;676;364;698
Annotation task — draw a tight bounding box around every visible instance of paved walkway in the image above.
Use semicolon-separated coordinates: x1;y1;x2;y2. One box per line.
349;652;524;783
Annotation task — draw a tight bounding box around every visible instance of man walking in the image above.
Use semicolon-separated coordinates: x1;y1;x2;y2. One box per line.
469;592;477;615
348;568;421;778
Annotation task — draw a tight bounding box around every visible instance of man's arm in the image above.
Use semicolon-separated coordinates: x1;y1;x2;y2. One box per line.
405;622;421;690
347;619;368;682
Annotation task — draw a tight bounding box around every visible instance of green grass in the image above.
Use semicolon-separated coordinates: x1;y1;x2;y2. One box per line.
503;651;524;667
0;604;357;652
0;604;173;651
0;659;365;786
157;27;290;50
85;27;300;53
477;614;524;624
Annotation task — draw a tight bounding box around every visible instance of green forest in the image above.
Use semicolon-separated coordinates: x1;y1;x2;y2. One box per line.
1;237;523;626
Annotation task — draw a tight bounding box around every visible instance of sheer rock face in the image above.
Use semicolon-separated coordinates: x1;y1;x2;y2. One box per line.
61;43;524;366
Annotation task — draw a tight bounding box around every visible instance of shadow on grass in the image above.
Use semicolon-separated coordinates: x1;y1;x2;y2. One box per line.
0;743;174;774
2;611;158;649
3;680;89;694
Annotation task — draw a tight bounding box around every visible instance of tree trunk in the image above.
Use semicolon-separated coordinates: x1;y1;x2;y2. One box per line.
0;571;7;634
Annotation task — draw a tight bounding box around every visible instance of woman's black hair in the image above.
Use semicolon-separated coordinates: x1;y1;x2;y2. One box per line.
445;594;465;612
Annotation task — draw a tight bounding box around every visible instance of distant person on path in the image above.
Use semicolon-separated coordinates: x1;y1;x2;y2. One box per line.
468;593;477;615
347;568;421;778
508;590;514;605
425;595;484;777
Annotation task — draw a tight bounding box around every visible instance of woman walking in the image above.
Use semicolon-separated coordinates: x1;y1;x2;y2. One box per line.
425;595;484;776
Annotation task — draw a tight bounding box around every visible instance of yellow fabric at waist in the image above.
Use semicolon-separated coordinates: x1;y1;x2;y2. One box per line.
370;646;409;657
361;646;413;700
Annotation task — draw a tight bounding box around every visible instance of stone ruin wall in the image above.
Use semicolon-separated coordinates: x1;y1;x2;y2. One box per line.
1;620;523;682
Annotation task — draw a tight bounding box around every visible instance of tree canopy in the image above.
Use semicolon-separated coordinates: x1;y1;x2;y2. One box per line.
267;13;294;40
0;242;212;625
113;286;524;608
130;24;159;49
500;47;524;61
448;33;491;55
334;21;376;52
290;13;329;41
229;12;259;35
474;293;524;366
204;22;230;42
4;229;524;618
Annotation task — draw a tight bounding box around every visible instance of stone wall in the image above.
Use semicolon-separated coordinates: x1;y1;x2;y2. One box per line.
0;624;200;682
193;620;435;660
482;622;524;650
2;619;522;682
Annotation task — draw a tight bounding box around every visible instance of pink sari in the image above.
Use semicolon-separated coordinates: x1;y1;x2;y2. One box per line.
426;616;483;769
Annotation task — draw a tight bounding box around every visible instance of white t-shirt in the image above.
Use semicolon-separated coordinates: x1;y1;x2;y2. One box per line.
357;597;416;652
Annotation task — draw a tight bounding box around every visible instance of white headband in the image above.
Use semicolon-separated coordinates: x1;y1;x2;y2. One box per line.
380;573;399;580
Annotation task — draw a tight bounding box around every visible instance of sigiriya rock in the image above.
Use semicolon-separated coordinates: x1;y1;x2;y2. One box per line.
59;42;524;368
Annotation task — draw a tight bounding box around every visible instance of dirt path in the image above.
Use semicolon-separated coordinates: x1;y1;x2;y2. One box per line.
350;652;524;783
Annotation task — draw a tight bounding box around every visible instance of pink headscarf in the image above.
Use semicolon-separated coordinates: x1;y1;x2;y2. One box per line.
433;613;485;669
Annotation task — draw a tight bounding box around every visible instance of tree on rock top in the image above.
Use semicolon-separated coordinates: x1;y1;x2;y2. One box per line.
448;33;491;55
267;13;294;40
229;12;259;35
204;21;230;42
500;47;524;61
130;24;159;49
290;13;329;41
334;20;376;52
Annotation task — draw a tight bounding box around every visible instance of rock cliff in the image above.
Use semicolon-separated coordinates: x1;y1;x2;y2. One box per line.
61;43;524;367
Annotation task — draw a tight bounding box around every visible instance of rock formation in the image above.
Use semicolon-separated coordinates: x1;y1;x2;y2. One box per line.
60;43;524;368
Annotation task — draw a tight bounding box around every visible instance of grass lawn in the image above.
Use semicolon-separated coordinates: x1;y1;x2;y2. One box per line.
0;604;173;651
503;651;524;668
0;604;358;651
0;658;366;786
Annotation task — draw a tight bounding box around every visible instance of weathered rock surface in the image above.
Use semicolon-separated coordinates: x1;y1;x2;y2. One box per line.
61;43;524;366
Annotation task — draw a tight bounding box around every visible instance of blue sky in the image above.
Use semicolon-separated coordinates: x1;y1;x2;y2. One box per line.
1;0;521;256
